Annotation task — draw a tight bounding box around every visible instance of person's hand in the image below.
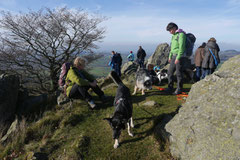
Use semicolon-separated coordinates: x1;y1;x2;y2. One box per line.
168;59;171;63
175;59;179;64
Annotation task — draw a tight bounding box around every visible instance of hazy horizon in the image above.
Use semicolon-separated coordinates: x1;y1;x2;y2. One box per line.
97;42;240;55
1;0;240;55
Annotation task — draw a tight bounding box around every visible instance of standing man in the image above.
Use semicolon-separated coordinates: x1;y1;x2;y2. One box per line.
109;51;122;77
166;22;186;95
194;42;206;81
137;46;146;68
201;37;220;79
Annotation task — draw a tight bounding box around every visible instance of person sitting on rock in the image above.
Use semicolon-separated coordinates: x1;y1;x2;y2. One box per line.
65;57;107;109
127;51;135;62
147;64;159;85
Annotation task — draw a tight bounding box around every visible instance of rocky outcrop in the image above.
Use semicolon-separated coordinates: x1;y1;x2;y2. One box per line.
165;55;240;160
146;43;170;68
121;61;138;76
0;74;20;124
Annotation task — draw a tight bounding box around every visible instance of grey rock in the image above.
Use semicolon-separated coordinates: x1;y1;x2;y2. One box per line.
57;93;70;105
165;55;240;160
143;101;157;107
146;43;170;68
121;61;138;76
17;93;56;115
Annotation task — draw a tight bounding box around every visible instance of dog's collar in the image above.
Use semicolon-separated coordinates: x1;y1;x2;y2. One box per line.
115;98;124;105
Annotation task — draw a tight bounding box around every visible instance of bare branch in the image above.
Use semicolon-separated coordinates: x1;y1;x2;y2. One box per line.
0;7;106;92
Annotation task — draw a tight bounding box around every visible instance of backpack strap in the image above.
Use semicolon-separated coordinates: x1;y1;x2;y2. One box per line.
208;48;218;66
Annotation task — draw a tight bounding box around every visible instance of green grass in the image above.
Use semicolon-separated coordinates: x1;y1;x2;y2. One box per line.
0;83;192;160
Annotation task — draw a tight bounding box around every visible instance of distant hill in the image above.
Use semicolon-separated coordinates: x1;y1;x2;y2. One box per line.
219;50;240;62
89;53;150;77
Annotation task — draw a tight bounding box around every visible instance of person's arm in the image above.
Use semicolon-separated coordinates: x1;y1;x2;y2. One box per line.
194;49;198;65
67;68;90;86
216;50;220;64
82;69;95;82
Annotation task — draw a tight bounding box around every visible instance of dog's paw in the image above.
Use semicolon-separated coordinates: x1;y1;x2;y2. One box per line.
128;133;134;137
114;143;119;149
141;92;145;95
132;92;136;95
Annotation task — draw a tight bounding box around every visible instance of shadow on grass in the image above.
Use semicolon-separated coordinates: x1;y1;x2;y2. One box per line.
131;95;146;104
94;95;114;110
120;105;182;152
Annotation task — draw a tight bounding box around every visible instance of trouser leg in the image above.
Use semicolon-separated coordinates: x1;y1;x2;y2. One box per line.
167;56;176;89
201;68;209;79
176;57;183;91
113;65;121;77
196;66;201;81
69;84;92;101
90;85;104;98
116;65;121;77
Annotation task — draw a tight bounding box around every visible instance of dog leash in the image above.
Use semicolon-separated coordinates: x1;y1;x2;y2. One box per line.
153;85;188;102
176;92;188;102
153;86;165;91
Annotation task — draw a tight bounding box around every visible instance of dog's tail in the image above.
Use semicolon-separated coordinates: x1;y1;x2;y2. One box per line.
110;71;123;86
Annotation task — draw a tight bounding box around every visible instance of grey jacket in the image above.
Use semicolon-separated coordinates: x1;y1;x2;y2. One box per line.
202;41;220;69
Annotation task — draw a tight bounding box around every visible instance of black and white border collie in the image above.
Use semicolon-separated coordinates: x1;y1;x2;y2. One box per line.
104;71;134;149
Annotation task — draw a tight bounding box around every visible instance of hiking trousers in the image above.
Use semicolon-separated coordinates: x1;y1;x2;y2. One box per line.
201;68;210;79
113;64;121;77
69;84;104;101
196;66;202;81
138;59;145;68
167;55;184;90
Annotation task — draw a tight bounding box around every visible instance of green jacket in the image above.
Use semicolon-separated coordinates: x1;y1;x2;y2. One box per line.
65;67;95;97
169;32;186;60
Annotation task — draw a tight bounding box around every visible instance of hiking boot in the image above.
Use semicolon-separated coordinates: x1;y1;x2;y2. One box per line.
173;89;182;95
87;100;96;109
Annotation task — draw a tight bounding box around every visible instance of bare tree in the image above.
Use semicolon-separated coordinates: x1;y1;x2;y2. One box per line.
0;7;106;93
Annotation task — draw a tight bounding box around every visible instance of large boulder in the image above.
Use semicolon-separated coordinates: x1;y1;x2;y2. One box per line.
0;74;20;124
146;43;170;68
165;55;240;160
17;93;57;116
121;61;138;76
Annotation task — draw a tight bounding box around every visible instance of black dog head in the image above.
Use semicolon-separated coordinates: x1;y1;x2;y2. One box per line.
104;117;127;139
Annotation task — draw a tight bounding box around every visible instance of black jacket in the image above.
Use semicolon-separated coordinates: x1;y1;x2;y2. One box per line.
137;48;146;60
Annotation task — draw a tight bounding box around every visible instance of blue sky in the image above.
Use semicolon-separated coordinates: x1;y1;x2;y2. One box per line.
0;0;240;53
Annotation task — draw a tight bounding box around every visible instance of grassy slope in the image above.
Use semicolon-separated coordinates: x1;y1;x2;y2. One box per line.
0;82;192;160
